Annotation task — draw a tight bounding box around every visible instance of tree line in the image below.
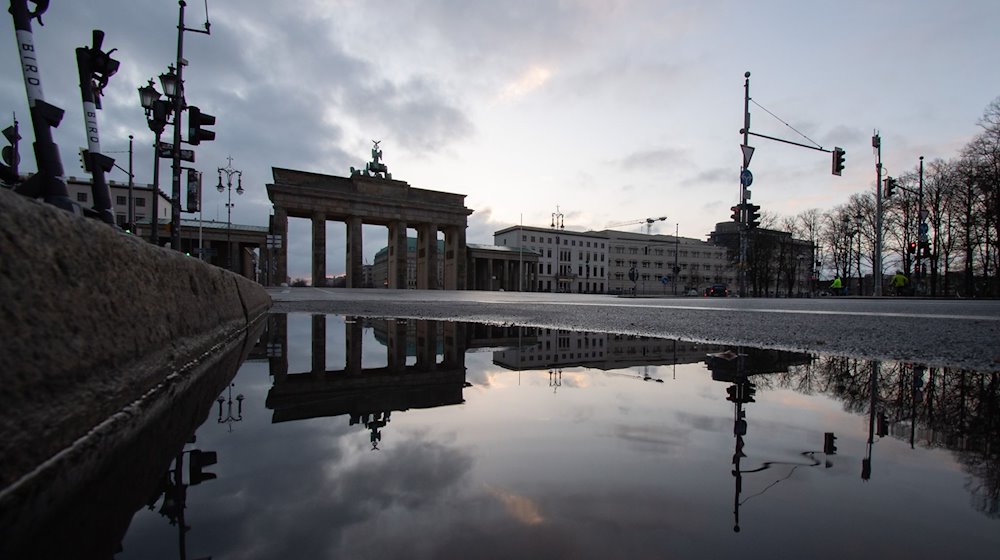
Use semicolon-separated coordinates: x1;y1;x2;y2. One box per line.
758;97;1000;298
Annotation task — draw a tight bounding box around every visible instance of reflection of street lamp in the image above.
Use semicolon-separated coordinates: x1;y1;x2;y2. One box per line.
216;383;244;431
549;368;562;393
217;157;243;272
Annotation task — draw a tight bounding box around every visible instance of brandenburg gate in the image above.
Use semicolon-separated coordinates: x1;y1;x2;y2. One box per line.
266;143;473;288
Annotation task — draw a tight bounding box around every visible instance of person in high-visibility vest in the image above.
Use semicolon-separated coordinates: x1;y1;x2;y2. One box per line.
890;270;908;296
830;275;843;296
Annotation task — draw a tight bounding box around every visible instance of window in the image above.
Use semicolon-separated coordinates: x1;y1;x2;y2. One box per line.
530;236;535;242
116;196;127;205
76;192;88;202
522;235;527;241
135;198;146;207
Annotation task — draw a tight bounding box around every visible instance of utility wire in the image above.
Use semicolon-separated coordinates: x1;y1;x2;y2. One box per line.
750;98;824;150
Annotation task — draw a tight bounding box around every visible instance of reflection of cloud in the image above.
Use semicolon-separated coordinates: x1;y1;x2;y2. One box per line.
186;435;475;559
610;424;689;454
487;486;545;525
498;66;553;102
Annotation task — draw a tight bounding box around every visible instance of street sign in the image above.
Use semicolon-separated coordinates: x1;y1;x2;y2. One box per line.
660;276;669;285
741;144;755;168
918;223;929;235
740;169;753;187
157;142;195;162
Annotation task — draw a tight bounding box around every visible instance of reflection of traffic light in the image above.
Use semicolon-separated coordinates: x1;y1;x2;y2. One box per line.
747;204;761;229
832;147;846;176
885;176;897;198
188;449;218;485
823;432;837;455
187;106;216;145
727;385;740;402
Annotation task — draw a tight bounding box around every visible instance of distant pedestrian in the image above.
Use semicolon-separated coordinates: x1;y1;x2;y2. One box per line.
830;275;843;296
890;270;908;296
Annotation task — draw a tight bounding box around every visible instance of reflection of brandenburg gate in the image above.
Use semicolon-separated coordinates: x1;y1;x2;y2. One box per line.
265;315;469;424
266;147;473;288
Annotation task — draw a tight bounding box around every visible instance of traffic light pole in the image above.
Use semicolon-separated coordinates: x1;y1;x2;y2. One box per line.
169;0;210;250
739;73;751;298
737;71;844;297
873;132;884;296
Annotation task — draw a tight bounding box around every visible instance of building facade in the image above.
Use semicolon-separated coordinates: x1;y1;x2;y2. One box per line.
494;226;608;293
708;221;815;297
65;176;170;229
599;230;736;295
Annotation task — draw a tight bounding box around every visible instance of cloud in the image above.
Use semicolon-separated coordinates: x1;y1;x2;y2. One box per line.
613;148;689;171
497;66;553;102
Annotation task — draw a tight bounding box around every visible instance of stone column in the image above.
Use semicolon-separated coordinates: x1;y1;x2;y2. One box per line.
346;316;363;373
454;227;467;290
274;207;288;286
415;320;437;371
312;212;326;287
311;314;325;374
388;220;408;289
387;318;408;373
417;222;438;290
346;216;363;288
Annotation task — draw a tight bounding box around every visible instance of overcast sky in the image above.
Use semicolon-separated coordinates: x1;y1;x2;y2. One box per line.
3;0;998;279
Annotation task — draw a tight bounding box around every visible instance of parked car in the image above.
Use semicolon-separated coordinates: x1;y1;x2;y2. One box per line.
704;284;729;297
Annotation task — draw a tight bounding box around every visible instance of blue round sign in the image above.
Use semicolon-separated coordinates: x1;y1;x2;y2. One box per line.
741;169;753;187
918;223;929;235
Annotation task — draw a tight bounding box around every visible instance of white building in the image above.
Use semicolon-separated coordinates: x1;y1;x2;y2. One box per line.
494;225;609;293
64;176;170;229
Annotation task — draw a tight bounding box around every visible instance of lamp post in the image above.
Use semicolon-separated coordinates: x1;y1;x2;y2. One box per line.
217;156;243;272
138;77;173;245
855;212;863;295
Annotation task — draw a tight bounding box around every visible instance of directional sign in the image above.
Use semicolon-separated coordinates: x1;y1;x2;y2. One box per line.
740;169;753;187
660;276;669;285
157;142;195;162
741;144;755;168
918;223;929;235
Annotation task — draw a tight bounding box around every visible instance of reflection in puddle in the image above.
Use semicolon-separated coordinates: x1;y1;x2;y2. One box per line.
76;314;1000;557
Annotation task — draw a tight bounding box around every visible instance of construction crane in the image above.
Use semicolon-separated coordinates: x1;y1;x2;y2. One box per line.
607;216;668;235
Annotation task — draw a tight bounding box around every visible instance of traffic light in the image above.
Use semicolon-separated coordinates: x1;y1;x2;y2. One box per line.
885;176;897;198
832;147;846;176
186;169;202;212
187;106;216;145
188;449;218;485
823;432;837;455
726;385;740;402
747;203;761;229
742;382;756;403
919;241;931;258
1;122;20;183
730;204;743;224
907;241;917;254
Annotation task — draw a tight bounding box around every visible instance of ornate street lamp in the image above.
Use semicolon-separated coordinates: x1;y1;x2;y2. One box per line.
138;78;172;244
217;156;243;272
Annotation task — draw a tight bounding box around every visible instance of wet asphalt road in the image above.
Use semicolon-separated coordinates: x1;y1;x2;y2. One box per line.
268;288;1000;372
